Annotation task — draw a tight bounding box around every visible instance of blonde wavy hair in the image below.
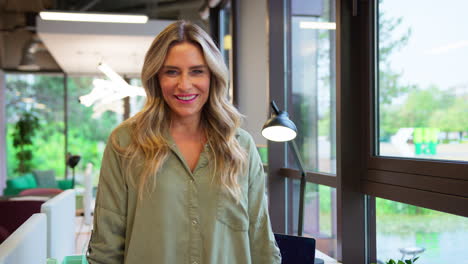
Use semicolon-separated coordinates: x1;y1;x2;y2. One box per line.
111;20;247;200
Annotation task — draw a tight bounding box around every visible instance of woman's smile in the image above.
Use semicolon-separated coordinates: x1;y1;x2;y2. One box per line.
174;94;199;103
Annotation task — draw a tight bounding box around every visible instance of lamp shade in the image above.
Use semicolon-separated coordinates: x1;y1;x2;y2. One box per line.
262;111;297;142
67;155;81;169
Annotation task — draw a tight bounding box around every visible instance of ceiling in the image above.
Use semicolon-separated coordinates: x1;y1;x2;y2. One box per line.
0;0;211;74
37;18;174;76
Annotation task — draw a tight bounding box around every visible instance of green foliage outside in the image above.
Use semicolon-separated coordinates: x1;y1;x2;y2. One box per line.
308;184;468;240
6;74;120;182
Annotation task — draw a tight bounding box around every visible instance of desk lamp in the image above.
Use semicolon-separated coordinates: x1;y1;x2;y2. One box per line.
67;154;81;188
262;100;324;264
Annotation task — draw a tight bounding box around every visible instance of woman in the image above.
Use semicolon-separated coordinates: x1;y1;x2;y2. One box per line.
87;20;281;264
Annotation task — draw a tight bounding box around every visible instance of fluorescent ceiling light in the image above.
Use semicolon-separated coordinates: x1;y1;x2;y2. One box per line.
39;11;148;24
299;21;336;30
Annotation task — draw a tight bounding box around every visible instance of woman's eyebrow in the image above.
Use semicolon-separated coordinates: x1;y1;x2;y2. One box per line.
161;65;207;69
189;65;208;69
161;65;179;69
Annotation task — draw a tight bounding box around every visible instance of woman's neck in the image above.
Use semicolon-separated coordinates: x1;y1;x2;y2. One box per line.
170;115;204;137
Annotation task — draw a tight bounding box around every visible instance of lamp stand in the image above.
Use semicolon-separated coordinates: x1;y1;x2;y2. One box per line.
270;101;324;264
289;139;306;236
72;167;76;188
290;134;324;264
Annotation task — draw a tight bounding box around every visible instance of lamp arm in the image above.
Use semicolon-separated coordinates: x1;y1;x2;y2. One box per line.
289;139;306;175
270;101;281;115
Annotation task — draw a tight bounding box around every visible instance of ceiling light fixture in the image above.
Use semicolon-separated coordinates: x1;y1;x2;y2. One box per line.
18;35;44;71
79;62;146;112
39;11;148;24
97;62;128;87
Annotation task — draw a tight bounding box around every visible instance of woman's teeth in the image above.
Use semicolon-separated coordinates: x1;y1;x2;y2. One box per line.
176;95;197;101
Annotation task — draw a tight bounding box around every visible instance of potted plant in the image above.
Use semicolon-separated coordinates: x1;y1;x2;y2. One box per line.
12;111;40;173
373;257;419;264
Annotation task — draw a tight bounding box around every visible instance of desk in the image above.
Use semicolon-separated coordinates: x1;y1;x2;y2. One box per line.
316;249;341;264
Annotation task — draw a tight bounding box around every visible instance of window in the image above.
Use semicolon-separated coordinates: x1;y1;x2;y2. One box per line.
366;0;468;262
267;0;466;262
274;0;339;257
6;73;65;178
5;73;122;187
67;76;121;185
218;0;235;103
376;198;468;263
377;0;468;162
366;0;468;216
294;183;337;257
288;0;336;174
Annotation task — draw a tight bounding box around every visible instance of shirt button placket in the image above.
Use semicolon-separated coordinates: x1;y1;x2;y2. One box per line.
189;176;201;264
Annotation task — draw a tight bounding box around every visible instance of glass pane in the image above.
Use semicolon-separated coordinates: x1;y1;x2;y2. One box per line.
377;0;468;162
289;0;337;174
67;76;121;187
6;73;65;179
129;78;145;117
219;1;234;103
292;181;338;258
376;198;468;264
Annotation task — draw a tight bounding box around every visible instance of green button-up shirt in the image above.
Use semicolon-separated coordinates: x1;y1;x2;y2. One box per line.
87;125;281;264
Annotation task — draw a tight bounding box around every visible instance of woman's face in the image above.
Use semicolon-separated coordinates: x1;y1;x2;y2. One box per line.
158;42;211;123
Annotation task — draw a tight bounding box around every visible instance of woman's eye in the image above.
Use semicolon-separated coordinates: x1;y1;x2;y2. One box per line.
165;70;178;76
192;69;204;75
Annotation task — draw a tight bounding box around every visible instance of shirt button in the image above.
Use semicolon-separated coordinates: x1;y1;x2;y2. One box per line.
192;219;198;225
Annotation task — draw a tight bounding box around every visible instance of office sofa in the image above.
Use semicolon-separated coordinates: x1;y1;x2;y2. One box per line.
0;200;45;244
3;171;73;196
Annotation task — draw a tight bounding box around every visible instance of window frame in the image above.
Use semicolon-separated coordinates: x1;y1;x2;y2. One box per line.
267;0;369;262
267;0;467;263
363;0;468;218
210;0;239;106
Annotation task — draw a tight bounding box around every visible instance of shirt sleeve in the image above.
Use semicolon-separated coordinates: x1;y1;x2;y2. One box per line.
87;138;127;264
246;137;282;264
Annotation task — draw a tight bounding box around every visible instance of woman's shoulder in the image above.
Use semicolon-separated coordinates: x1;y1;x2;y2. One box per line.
109;122;134;147
235;128;256;149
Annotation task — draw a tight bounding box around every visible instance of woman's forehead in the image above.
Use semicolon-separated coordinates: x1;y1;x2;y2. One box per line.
163;42;207;66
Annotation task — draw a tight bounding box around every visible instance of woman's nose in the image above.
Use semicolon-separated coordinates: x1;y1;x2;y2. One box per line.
177;74;191;90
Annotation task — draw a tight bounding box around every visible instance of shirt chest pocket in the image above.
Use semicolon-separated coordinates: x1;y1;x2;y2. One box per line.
216;188;249;232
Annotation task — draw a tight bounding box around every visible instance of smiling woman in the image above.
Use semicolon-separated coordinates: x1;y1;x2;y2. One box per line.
87;20;281;264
